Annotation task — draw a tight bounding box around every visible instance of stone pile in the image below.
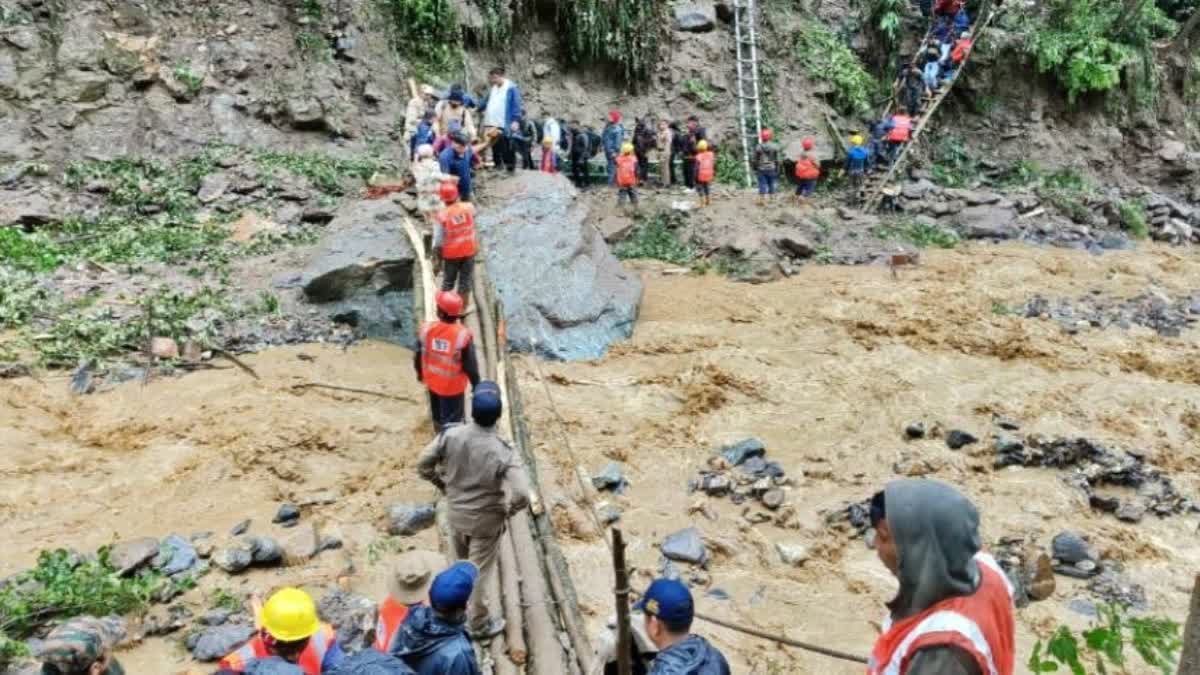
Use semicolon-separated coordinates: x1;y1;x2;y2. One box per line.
1022;290;1199;337
688;438;790;511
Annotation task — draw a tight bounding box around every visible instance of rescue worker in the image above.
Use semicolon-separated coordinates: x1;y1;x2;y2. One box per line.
389;562;481;675
885;108;914;164
753;128;782;205
634;578;731;675
433;181;477;299
867;479;1015;675
219;588;344;675
416;381;531;641
847;134;870;201
616;142;639;212
327;649;415;675
694;140;715;207
569;120;593;188
793;137;820;205
602;111;626;186
375;550;448;654
897;64;924;120
943;30;973;82
539;137;559;173
413;290;480;432
682;116;707;190
34;616;125;675
634;116;656;182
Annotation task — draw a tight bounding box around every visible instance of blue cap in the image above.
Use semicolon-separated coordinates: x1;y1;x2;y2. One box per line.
429;561;478;609
634;578;694;626
472;381;502;420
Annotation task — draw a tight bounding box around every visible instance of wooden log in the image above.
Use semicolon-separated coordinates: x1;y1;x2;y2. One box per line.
1180;574;1200;675
499;530;528;665
613;529;633;675
510;511;569;675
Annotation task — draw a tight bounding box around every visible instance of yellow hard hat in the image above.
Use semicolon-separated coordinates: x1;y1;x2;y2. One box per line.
261;588;320;642
850;134;864;146
542;136;554;146
621;143;634;155
696;140;709;151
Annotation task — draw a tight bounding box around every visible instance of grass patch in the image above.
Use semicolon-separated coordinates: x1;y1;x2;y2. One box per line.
994;159;1046;188
1118;198;1149;239
614;211;696;265
876;219;961;248
930;136;984;188
173;63;204;97
791;20;881;115
209;588;244;613
682;79;718;110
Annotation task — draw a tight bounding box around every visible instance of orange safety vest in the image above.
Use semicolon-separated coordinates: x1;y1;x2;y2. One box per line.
888;115;913;143
219;624;338;675
438;202;477;260
374;597;419;653
420;321;472;397
616;154;638;187
696;151;715;184
794;156;820;180
868;553;1015;675
951;39;972;64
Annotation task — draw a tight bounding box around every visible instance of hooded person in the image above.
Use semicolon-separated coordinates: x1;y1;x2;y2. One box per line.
389;562;481;675
867;479;1016;675
634;579;730;675
327;649;415;675
35;616;126;675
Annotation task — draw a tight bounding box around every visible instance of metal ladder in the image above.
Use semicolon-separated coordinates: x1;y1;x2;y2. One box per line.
733;0;763;188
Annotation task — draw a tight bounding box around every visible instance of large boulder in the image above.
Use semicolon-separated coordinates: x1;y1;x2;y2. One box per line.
298;199;417;344
951;205;1019;240
475;173;643;360
674;4;717;32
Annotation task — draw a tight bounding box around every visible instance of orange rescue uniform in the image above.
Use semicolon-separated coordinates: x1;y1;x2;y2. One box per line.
218;624;338;675
420;321;473;397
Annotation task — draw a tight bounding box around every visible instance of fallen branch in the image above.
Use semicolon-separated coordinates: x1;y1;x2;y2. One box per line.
290;382;414;402
212;349;260;380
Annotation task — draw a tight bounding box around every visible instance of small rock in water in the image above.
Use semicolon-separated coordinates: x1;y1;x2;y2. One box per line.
153;535;198;576
945;430;978;450
1115;501;1147;523
230;519;251;536
272;503;301;526
386;503;437;536
761;489;786;510
661;527;708;566
190;624;256;661
905;422;926;439
775;542;809;567
248;536;283;565
109;537;161;575
1087;569;1147;609
194;538;215;559
705;588;730;601
719;438;766;466
212;544;253;574
319;536;344;552
700;474;731;497
1051;531;1096;565
995;417;1021;431
1026;554;1056;601
591;462;628;493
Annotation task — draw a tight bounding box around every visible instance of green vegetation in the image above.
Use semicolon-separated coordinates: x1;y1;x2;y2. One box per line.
557;0;666;85
209;588;244;613
476;0;514;47
682;79;718;110
1019;0;1177;103
1118;198;1150;239
872;0;906;43
876;219;961;248
173;63;204;97
0;548;191;665
791;20;882;114
995;159;1047;188
992;301;1014;315
614;211;696;265
715;148;747;186
374;0;464;80
930;136;985;188
1029;604;1181;674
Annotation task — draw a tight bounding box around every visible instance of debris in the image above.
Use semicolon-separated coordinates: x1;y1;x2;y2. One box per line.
720;438;766;466
894;451;944;477
212;543;253;574
318;591;377;654
385;503;437;536
904;422;926;439
661;527;708;566
189;624;256;661
152;535;198;576
1051;531;1096;566
1086;568;1147;609
945;430;978;450
1116;501;1147;524
248;536;283;565
273;503;301;526
109;537;160;575
775;542;809;567
591;462;628;493
993;433;1023;457
761;489;786;510
281;524;321;563
229;519;251;537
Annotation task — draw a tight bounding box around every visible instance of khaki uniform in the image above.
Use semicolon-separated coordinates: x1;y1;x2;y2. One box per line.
435;100;477;140
417;422;530;633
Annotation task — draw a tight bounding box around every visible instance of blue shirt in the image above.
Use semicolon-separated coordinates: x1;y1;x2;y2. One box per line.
847;146;869;173
438;146;474;200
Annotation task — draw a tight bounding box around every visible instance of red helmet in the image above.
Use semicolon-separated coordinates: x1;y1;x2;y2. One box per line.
802;137;814;150
609;110;621;123
760;129;773;142
438;181;459;204
436;290;465;318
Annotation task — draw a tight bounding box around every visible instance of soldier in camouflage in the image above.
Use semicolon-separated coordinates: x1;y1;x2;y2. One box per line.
34;616;125;675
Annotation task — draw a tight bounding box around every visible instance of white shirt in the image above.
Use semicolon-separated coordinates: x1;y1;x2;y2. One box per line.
484;79;512;129
543;117;561;147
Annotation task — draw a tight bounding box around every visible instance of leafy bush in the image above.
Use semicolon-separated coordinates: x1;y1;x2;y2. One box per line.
682;79;718;109
0;229;63;272
715;148;747;186
1029;604;1181;674
930;137;984;188
615;211;696;264
0;269;53;329
374;0;464;78
876;219;961;248
791;20;882;114
1118;198;1150;238
173;63;204;96
557;0;666;85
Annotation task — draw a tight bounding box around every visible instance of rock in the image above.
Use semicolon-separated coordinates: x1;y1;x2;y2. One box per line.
273;503;301;525
0;191;55;226
318;591;377;653
230;211;284;243
299;199;417;345
141;604;192;637
362;84;385;106
286;96;327;130
945;430;978;450
57;69;111;103
532;63;551;78
700;474;731;496
719;438;766;466
150;337;179;359
957;189;1002;206
1052;531;1096;565
248;536;283;565
902;179;937;199
994;434;1023;456
1068;597;1099;618
776;235;816;259
775;542;809;567
190;624;255;661
1087;569;1147;609
674;3;716;32
197;173;230;204
153;535;198;576
5;27;39;51
212;544;253;574
1116;501;1147;523
905;422;926;439
386;503;437;536
761;489;786;510
230;519;251;536
194;539;215;559
1026;554;1056;601
592;462;627;493
200;609;234;626
301;204;336;224
475;174;642;360
738;457;784;479
954;206;1018;240
995;417;1020;431
661;527;708;566
102;33;160;84
109;537;160;575
281;524;321;563
1160;140;1187;163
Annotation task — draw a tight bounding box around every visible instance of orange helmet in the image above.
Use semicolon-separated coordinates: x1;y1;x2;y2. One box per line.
438;181;459;204
436;290;465;318
802;137;814;150
760;129;773;142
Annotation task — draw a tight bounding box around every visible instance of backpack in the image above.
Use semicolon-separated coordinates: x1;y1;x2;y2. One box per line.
572;130;591;159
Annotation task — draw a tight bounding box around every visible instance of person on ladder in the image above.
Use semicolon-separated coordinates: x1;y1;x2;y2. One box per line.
413;290;480;432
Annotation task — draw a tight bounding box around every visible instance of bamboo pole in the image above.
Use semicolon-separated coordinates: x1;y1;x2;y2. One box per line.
1180;574;1200;675
510;511;570;675
499;530;528;665
613;529;633;675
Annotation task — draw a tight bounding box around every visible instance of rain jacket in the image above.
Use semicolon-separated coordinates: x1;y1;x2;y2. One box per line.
241;657;304;675
438;146;474;201
648;635;731;675
602;122;626;159
328;648;416;675
479;79;523;135
389;606;479;675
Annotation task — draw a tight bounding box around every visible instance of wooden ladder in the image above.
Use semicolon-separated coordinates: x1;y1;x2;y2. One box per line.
733;0;764;187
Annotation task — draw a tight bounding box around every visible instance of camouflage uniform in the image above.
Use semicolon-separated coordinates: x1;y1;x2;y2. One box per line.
35;616;125;675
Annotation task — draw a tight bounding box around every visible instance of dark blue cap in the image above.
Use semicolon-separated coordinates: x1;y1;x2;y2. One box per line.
429;561;477;609
634;578;694;626
473;381;502;416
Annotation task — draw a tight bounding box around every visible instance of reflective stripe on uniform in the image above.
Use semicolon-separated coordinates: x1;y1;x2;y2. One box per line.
374;598;410;653
882;610;999;675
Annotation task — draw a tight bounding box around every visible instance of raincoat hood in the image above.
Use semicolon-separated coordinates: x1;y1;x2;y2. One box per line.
884;479;982;620
388;605;477;675
650;634;731;675
329;648;416;674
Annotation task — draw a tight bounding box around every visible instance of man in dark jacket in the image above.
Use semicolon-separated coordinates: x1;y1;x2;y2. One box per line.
633;117;657;182
438;133;475;202
634;578;730;675
669;122;686;186
569;120;593;189
390;562;481;675
682;116;707;190
329;648;415;674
